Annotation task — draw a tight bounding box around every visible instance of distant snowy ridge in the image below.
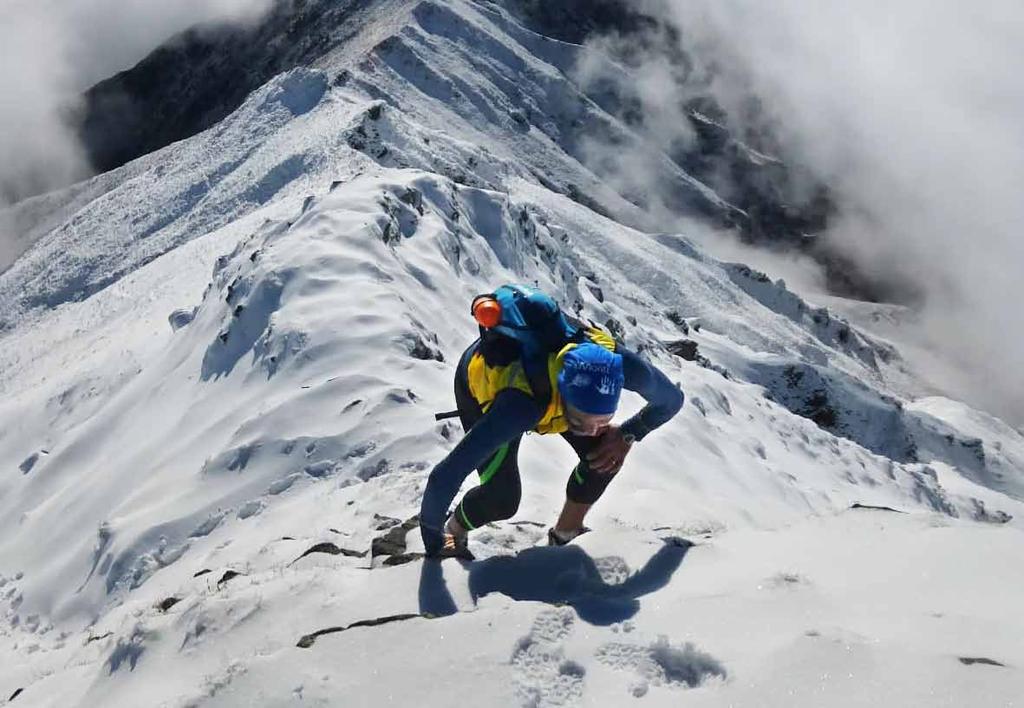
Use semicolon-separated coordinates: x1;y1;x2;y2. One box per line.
1;0;748;329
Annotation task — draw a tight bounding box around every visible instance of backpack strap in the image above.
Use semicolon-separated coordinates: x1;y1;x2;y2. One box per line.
521;354;553;413
519;322;594;412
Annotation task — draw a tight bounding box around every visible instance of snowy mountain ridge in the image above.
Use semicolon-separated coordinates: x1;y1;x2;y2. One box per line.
1;1;1023;705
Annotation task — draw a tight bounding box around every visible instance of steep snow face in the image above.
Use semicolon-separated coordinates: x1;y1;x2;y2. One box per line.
2;166;1022;706
1;2;1023;706
0;169;930;619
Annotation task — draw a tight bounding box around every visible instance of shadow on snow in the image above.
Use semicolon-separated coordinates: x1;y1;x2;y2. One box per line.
418;537;692;625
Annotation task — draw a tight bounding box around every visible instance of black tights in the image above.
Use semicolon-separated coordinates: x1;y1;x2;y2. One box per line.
451;348;618;531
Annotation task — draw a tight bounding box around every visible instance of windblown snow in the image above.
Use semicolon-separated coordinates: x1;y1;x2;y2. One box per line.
1;1;1022;706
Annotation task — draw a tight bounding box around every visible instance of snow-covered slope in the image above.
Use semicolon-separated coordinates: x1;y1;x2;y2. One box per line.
2;2;1023;706
1;0;741;331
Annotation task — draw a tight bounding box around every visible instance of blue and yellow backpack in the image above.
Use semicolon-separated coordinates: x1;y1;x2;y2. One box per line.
437;284;617;434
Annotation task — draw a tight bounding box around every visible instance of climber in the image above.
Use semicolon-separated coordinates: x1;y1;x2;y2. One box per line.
420;285;684;558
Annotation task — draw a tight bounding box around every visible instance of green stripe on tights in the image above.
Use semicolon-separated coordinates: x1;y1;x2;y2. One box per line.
459;444;511;532
573;463;585;486
478;443;510;486
459;503;477;531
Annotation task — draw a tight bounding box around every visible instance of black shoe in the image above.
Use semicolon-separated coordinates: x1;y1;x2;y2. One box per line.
440;532;474;560
547;526;590;546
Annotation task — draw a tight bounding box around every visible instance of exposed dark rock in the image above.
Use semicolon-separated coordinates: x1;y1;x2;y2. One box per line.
292;542;367;564
297;613;424;648
779;366;839;428
406;334;444;362
217;570;243;587
802;390;838;429
168;308;196;330
371;515;420;558
157;597;181;612
604;317;624;341
681;107;835;245
850;503;904;513
784;365;805;388
664;339;716;373
382;553;426;566
757;362;919;463
357;458;391;481
565;184;613;219
665;311;690;334
18;453;41;475
9;688;24;701
499;0;660;44
380;220;399;245
372;514;402;530
959;657;1006;667
193;568;212;578
400;187;424;214
665;339;699;361
732;264;771;284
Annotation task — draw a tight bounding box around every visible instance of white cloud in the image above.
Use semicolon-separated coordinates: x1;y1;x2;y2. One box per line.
0;3;89;205
57;0;275;89
0;0;273;209
589;0;1024;423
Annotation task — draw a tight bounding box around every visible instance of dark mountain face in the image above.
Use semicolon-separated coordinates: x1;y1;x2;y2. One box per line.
78;0;378;174
494;0;660;43
78;0;661;175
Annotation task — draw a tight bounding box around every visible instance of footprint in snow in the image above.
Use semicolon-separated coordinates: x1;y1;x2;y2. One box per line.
594;636;727;697
510;606;727;705
511;607;585;708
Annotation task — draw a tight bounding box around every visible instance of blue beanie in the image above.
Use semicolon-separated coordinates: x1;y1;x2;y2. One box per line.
557;343;624;415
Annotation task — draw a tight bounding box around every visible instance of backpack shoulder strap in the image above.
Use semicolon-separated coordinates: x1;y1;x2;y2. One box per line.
521;354;552;412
